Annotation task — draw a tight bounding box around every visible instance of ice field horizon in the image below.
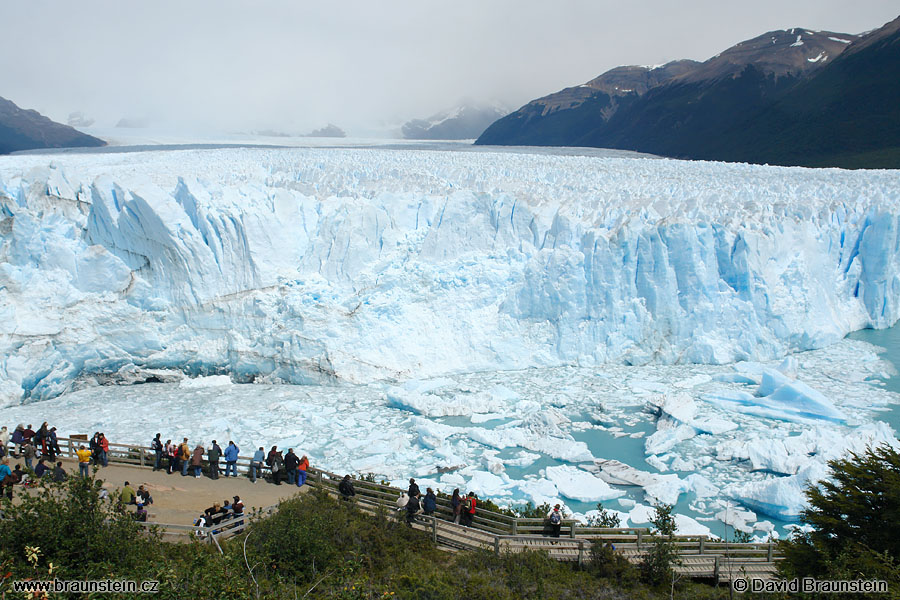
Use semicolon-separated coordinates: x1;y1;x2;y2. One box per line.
2;142;900;539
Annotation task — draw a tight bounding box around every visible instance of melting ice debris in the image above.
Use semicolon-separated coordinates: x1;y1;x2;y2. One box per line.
178;375;233;389
727;462;830;520
583;458;669;487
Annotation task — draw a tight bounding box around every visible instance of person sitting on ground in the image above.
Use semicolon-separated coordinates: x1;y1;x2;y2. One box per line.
52;461;67;482
232;495;244;516
408;477;420;499
204;502;224;525
11;465;26;488
423;488;437;515
406;493;421;526
297;454;309;487
250;447;265;483
137;485;153;505
194;513;209;534
120;481;137;506
547;504;563;538
34;458;49;478
191;443;205;478
338;474;355;500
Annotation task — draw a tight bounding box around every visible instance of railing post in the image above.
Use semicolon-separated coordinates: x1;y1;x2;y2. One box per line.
570;522;576;538
140;448;145;467
713;556;720;582
512;518;518;535
637;530;643;550
432;516;437;543
578;540;585;567
767;542;773;562
494;536;500;556
699;538;705;554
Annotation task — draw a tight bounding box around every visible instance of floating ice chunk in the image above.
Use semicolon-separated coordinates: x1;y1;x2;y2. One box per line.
628;503;654;525
645;421;697;455
644;474;689;505
690;416;738;435
777;356;799;378
728;462;830;520
618;497;636;509
515;478;560;505
674;514;714;538
685;473;720;498
704;376;847;424
467;471;512;497
757;368;793;397
583;459;670;487
546;465;625;502
645;454;671;472
470;412;507;424
753;520;775;534
178;375;232;388
714;505;757;533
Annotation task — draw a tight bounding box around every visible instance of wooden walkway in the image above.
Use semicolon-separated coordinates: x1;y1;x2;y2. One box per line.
43;436;780;582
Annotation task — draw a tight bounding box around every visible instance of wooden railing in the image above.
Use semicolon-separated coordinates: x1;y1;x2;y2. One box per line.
16;436;781;581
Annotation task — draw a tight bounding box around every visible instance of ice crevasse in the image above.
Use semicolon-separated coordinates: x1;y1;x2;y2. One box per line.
0;147;899;404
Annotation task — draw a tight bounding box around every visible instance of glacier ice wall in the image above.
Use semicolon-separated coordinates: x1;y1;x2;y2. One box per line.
1;148;899;403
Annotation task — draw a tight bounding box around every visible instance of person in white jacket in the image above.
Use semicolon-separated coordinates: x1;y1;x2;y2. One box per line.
0;426;9;458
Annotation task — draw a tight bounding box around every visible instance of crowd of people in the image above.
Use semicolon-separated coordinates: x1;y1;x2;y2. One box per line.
2;426;566;538
146;434;312;487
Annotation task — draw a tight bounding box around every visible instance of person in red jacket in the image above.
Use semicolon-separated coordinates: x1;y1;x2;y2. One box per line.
98;433;110;467
462;492;477;527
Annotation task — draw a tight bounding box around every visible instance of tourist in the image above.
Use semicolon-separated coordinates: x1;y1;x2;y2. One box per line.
408;477;420;499
461;492;477;527
120;481;137;506
98;433;109;467
451;489;462;524
250;447;265;483
89;432;101;465
406;492;421;526
179;438;191;476
223;441;239;477
338;474;355;500
165;439;176;474
266;446;282;485
34;458;48;478
35;422;50;456
232;495;244;526
76;444;92;478
423;488;437;516
22;424;35;447
52;461;67;482
191;443;205;478
207;440;222;480
151;433;163;471
547;504;563;538
22;441;35;470
297;455;309;487
11;424;25;457
47;427;60;460
137;484;153;505
0;426;8;458
0;458;12;498
135;504;148;522
284;448;299;485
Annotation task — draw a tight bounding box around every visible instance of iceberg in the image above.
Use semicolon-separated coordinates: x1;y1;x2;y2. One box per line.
545;465;625;502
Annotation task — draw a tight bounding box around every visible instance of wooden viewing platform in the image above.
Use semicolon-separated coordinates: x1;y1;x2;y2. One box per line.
17;436;781;583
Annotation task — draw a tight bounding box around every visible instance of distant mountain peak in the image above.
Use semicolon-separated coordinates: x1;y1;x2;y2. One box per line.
0;96;105;154
402;101;509;140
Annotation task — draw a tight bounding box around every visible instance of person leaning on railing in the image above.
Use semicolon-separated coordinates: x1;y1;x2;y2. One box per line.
249;447;265;483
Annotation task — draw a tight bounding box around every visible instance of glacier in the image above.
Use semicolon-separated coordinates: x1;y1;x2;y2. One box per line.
1;147;900;404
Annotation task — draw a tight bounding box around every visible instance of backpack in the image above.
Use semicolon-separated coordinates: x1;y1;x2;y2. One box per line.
151;438;162;451
549;511;561;525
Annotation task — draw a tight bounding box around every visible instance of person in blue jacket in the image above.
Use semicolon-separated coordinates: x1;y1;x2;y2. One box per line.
224;441;240;477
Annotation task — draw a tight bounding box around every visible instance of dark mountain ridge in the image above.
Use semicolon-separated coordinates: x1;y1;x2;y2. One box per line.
0;96;106;154
477;17;900;168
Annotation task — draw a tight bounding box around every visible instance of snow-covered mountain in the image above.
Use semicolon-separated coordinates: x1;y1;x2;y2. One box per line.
1;147;899;406
402;102;509;140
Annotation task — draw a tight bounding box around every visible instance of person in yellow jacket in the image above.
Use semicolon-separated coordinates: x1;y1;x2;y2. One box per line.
179;438;191;476
76;445;92;478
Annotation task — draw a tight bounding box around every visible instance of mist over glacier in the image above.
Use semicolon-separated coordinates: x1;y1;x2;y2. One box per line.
1;147;899;404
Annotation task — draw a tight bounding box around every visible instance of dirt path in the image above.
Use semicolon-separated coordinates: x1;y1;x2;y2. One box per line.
20;457;308;525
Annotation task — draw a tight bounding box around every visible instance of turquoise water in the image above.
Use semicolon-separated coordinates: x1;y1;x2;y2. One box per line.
849;325;900;433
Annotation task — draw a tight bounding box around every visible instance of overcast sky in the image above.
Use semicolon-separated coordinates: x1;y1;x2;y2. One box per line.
1;1;897;136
